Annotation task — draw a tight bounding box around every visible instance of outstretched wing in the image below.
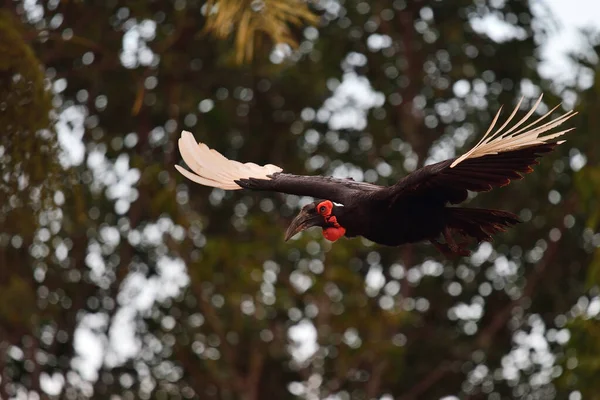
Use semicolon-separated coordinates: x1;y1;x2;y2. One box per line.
236;173;382;204
387;95;576;205
175;131;383;204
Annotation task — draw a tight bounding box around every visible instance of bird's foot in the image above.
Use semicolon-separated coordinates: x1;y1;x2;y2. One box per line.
431;240;470;258
451;245;471;257
432;228;472;258
431;240;452;255
451;239;472;256
444;227;472;256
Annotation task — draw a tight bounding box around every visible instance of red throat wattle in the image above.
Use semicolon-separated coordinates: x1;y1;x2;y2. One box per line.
322;226;346;241
316;200;346;242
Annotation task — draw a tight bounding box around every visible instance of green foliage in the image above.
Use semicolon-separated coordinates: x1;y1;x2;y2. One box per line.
558;316;600;399
0;10;61;234
0;276;38;328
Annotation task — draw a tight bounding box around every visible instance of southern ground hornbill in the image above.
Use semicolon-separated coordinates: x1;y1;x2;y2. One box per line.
175;95;576;256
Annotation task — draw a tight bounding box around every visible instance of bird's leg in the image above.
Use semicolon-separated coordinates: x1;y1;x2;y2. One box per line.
453;231;472;250
442;227;471;257
431;239;453;256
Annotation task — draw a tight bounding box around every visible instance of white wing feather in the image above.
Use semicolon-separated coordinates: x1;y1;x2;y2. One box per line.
175;131;283;190
451;95;577;168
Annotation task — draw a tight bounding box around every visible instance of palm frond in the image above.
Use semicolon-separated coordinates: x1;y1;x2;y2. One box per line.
203;0;318;64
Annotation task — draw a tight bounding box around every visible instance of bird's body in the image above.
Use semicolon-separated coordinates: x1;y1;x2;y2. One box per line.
331;197;448;246
175;95;576;256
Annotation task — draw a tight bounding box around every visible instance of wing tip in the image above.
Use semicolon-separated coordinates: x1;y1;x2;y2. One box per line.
451;96;576;168
175;132;283;190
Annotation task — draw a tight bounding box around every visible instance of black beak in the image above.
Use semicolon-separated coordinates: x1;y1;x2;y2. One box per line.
284;210;322;241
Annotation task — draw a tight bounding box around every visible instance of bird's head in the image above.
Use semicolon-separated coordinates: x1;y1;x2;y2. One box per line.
284;200;346;242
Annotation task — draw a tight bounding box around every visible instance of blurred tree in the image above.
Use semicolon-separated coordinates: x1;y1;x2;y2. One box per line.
553;40;600;399
0;0;598;399
0;9;64;399
0;10;61;228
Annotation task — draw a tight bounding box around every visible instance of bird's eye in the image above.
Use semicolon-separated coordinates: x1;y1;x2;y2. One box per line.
319;206;327;214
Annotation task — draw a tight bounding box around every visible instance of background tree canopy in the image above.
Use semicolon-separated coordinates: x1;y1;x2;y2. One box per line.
1;0;599;399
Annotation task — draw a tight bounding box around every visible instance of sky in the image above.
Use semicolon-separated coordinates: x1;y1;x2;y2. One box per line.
36;0;600;398
538;0;600;86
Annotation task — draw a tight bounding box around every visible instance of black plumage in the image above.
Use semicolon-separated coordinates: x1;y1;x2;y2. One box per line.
175;95;576;256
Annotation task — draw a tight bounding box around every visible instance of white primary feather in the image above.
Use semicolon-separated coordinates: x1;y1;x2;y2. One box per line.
175;131;283;190
450;95;577;168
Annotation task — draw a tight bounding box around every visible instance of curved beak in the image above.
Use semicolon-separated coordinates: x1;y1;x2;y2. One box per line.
284;210;322;241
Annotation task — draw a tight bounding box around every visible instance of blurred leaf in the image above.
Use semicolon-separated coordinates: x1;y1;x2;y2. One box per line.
558;317;600;399
0;10;61;227
203;0;318;64
0;276;37;328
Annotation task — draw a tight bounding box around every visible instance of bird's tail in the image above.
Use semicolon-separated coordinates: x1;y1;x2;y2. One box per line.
446;207;520;243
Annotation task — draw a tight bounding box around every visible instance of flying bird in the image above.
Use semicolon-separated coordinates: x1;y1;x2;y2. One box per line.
175;95;576;256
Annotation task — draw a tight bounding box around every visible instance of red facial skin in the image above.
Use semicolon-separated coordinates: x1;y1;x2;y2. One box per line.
316;200;346;242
